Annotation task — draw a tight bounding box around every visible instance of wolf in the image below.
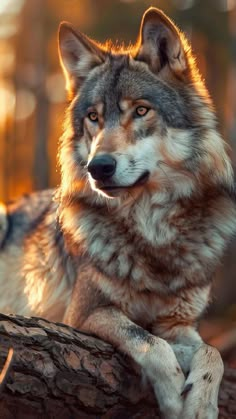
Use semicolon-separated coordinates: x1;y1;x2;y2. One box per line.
0;7;235;418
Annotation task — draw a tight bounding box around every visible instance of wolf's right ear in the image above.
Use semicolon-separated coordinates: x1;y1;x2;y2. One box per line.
58;23;105;99
136;8;189;78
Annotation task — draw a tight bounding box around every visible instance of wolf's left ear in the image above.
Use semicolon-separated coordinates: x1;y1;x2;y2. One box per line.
136;8;189;77
58;22;105;99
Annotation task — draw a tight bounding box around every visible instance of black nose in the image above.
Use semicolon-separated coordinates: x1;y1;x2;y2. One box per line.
87;154;117;181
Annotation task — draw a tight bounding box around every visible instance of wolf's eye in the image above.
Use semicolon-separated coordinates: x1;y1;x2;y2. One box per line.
135;106;149;117
88;112;98;122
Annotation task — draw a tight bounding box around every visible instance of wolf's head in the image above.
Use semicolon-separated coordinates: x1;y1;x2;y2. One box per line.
58;7;233;204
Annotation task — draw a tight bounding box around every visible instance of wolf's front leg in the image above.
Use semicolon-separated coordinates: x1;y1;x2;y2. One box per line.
65;305;185;419
170;328;224;419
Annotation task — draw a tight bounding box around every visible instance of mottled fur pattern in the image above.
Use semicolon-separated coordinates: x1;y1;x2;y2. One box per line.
0;8;235;418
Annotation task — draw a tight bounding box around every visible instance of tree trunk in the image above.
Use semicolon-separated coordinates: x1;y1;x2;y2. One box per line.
0;314;235;419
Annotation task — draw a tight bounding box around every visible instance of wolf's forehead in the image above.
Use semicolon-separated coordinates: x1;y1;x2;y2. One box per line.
77;55;195;128
91;58;160;102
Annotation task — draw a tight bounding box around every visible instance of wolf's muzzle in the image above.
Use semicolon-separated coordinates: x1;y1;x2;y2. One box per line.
87;154;116;181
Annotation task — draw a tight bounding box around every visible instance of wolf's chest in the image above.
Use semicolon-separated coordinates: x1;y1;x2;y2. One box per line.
83;217;179;292
81;215;206;295
70;195;233;294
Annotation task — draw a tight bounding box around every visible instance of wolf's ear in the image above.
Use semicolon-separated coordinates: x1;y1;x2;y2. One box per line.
58;22;105;98
136;8;188;77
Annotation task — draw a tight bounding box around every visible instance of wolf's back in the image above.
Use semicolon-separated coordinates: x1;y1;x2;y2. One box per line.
0;189;70;319
0;189;54;250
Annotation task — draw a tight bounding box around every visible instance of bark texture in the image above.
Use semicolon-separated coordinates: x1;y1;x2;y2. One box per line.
0;313;235;419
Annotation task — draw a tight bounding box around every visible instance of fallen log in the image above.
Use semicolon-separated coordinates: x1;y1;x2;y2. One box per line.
0;313;235;419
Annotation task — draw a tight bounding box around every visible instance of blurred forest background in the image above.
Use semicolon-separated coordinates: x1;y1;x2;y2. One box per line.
0;0;236;347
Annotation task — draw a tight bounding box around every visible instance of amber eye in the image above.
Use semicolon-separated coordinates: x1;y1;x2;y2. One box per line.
88;111;98;122
135;106;149;117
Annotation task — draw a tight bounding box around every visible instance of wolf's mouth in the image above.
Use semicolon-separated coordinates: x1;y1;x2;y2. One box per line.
100;170;150;192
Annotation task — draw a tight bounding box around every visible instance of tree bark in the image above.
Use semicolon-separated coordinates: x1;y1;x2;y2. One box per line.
0;314;235;419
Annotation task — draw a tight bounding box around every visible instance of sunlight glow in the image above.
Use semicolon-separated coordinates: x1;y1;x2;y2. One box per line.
0;44;15;75
15;89;36;121
0;86;15;125
46;73;66;103
0;0;25;15
0;0;25;38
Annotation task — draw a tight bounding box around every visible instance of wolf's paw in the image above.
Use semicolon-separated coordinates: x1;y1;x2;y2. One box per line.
154;387;183;419
181;377;219;419
181;397;219;419
140;338;185;419
180;345;223;419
